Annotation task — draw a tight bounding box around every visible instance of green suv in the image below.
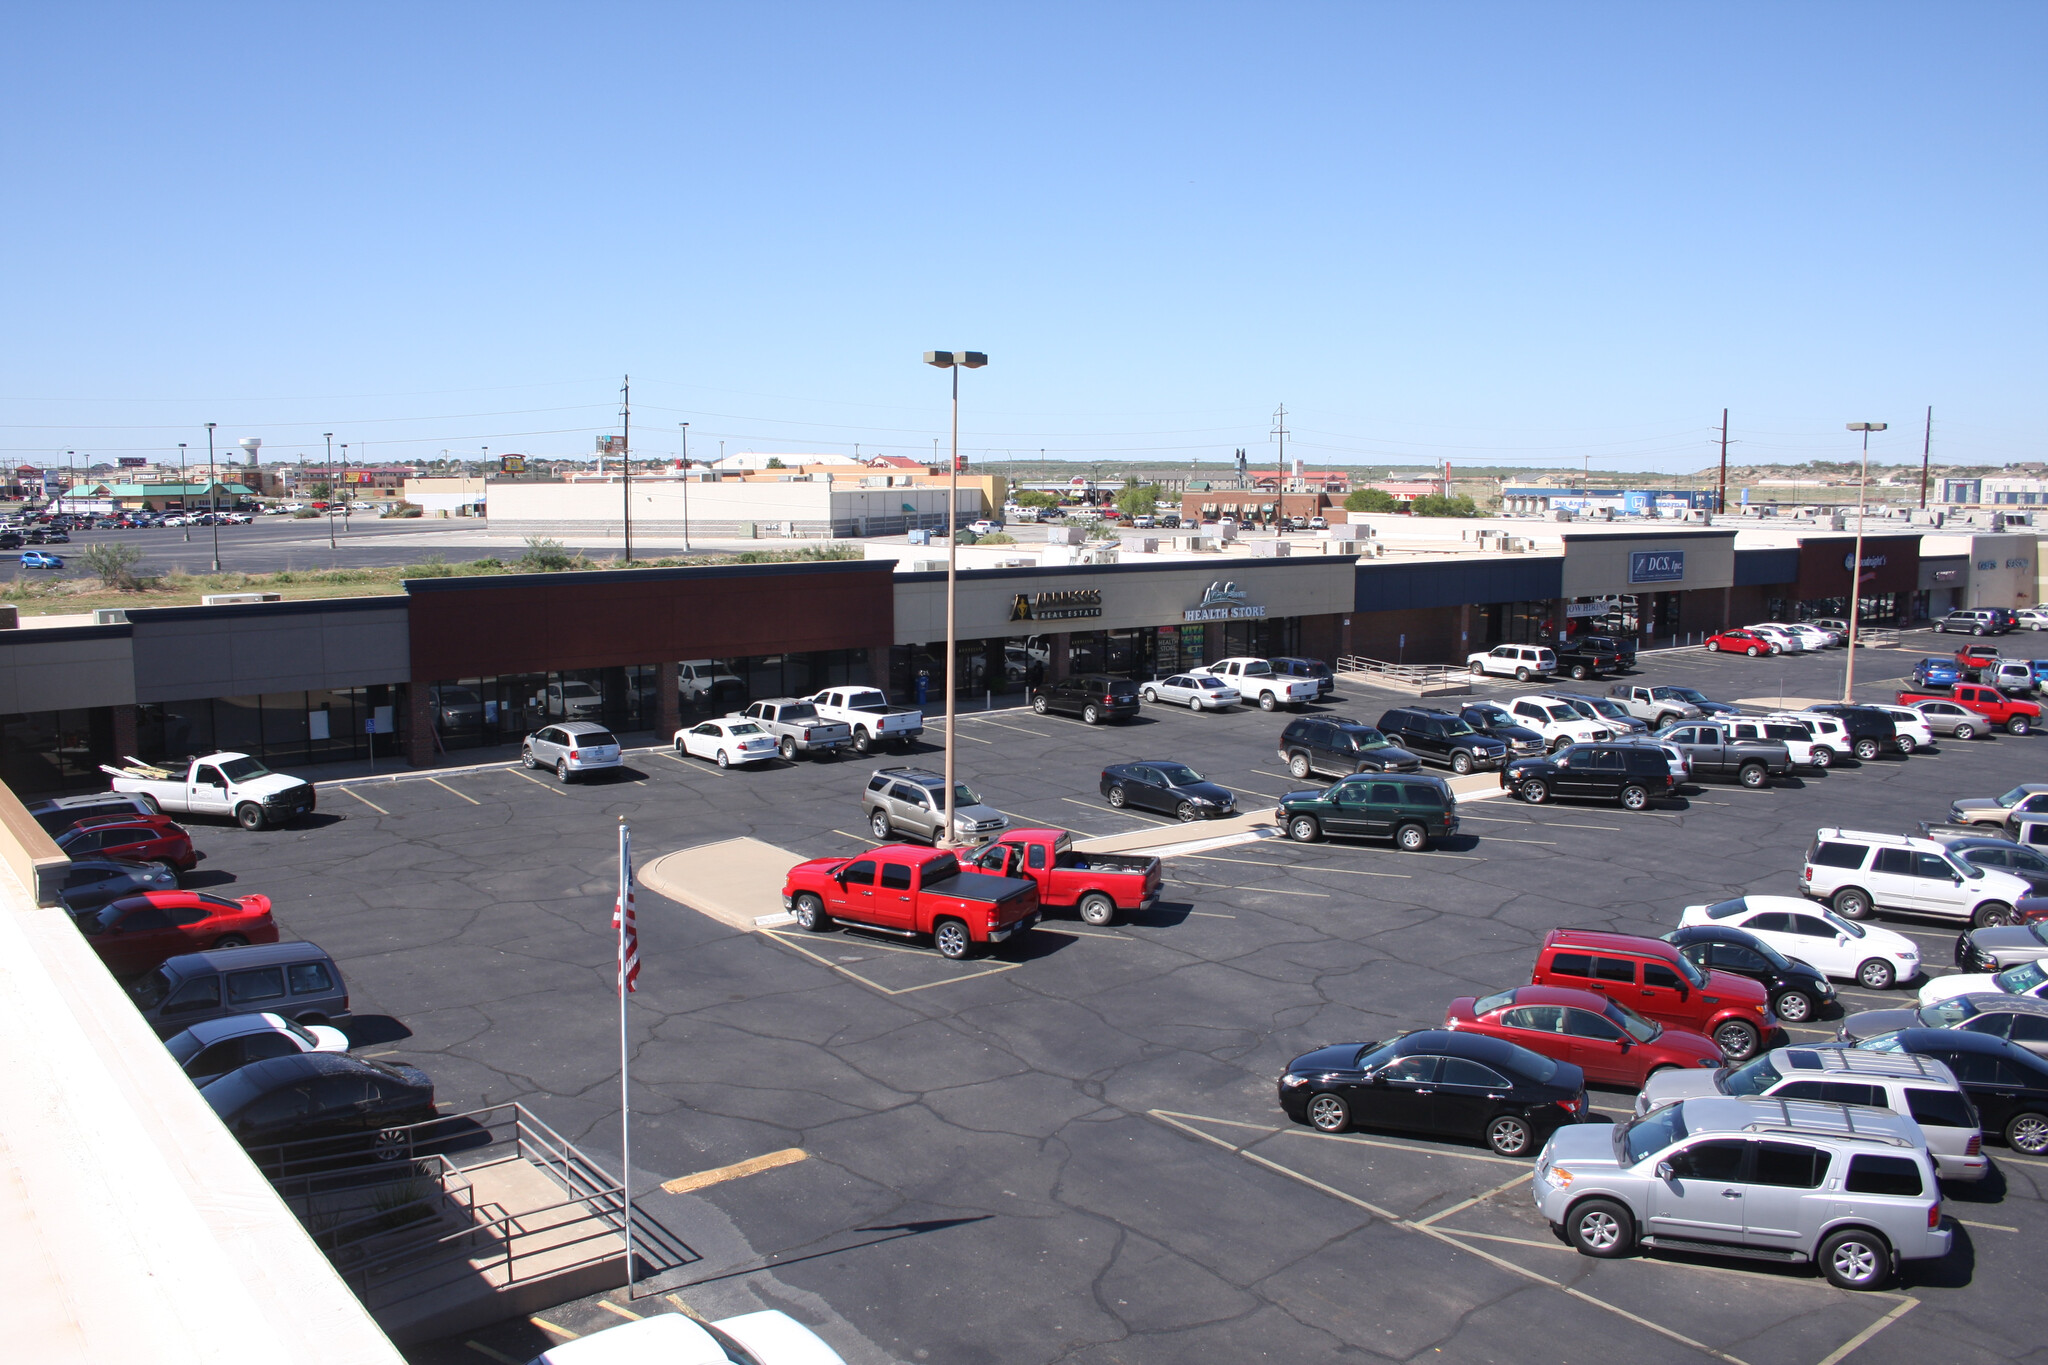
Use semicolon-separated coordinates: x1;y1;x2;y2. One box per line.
1275;774;1458;851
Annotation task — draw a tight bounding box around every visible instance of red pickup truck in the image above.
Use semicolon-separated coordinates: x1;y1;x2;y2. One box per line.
1897;683;2040;735
1955;644;2002;677
782;844;1040;959
968;828;1163;926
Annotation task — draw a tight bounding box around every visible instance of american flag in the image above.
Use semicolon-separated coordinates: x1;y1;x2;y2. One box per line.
614;822;639;995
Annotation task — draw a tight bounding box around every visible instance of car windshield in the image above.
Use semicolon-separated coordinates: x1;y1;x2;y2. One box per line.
778;703;819;720
1347;729;1390;749
1996;962;2047;994
1439;716;1476;736
1473;706;1511;725
280;1017;317;1046
1153;764;1204;786
1356;1040;1403;1071
1589;699;1630;720
1666;688;1711;704
1820;910;1866;939
1702;898;1746;920
1474;989;1516;1014
1197;678;1226;689
1605;1000;1661;1044
728;722;764;735
218;757;271;782
1617;1103;1688;1165
1542;705;1576;721
2000;787;2036;807
165;1030;206;1065
1719;1054;1784;1097
952;784;982;808
2031;924;2048;947
129;968;172;1009
1559;700;1597;718
1920;997;1980;1027
1671;952;1706;987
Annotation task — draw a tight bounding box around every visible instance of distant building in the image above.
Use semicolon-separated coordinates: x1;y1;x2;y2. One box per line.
1943;476;2048;507
712;452;862;472
1500;487;1720;516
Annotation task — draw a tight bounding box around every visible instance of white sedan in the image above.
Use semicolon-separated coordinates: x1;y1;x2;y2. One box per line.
1746;623;1807;652
674;718;777;768
1919;956;2048;1007
1679;893;1922;989
1141;674;1242;710
1784;623;1839;649
531;1308;846;1364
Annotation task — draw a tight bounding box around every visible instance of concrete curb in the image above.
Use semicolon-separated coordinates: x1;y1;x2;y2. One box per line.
639;836;801;934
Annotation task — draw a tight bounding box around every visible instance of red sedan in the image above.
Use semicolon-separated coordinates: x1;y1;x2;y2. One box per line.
55;813;197;872
1704;628;1779;657
77;891;276;977
1443;984;1722;1088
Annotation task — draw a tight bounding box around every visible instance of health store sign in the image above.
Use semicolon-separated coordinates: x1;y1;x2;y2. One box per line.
1628;550;1686;584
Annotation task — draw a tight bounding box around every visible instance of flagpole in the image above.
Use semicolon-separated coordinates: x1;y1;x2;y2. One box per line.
617;816;636;1293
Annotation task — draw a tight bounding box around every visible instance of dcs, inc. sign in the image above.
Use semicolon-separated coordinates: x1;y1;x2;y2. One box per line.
1628;550;1686;584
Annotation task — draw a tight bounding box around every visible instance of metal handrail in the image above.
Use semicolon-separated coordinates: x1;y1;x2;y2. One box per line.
1336;655;1468;685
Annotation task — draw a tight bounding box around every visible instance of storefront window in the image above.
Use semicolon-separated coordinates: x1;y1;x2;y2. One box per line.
0;709;114;795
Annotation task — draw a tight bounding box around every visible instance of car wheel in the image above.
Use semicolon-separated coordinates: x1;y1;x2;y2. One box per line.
1450;750;1473;775
933;918;974;960
779;735;798;761
1819;1228;1893;1291
235;803;266;831
372;1128;411;1162
1831;887;1873;919
1975;625;1986;636
1746;645;1761;657
792;892;831;932
1288;754;1312;779
716;750;730;768
853;729;873;755
1706;640;1720;652
1713;1019;1760;1059
1288;815;1321;843
869;810;892;840
1515;667;1531;682
1569;664;1589;680
213;934;248;949
1108;786;1128;808
1083;705;1101;725
1142;687;1157;703
1032;696;1049;714
1079;892;1116;926
1895;735;1917;754
1811;746;1834;768
1520;778;1550;804
1259;693;1277;711
1567;1198;1635;1258
1773;989;1815;1023
2006;1111;2048;1155
1856;958;1896;990
1974;901;2016;928
556;758;571;782
1954;722;1978;740
1395;822;1427;852
1306;1092;1350;1132
674;739;685;755
1176;801;1200;823
1738;762;1767;789
1854;737;1880;760
1189;696;1204;712
521;748;537;769
2012;716;2034;736
1470;661;1485;675
1485;1114;1534;1156
1619;783;1649;811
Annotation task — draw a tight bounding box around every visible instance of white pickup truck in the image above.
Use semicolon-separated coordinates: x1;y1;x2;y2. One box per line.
805;686;926;754
102;753;317;830
1189;657;1319;711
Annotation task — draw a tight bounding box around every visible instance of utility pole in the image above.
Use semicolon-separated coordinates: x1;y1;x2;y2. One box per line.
324;434;336;549
1717;408;1729;515
205;423;221;571
1920;406;1933;511
1271;404;1287;527
620;375;633;562
178;444;190;540
1843;422;1887;701
679;422;691;552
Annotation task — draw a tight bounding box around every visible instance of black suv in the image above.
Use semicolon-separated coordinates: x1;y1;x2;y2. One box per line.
1029;674;1141;725
1457;701;1547;758
1275;773;1458;850
1501;741;1673;811
1375;706;1509;775
1270;656;1336;699
1663;923;1842;1024
1804;704;1903;760
1580;634;1637;670
1279;717;1422;780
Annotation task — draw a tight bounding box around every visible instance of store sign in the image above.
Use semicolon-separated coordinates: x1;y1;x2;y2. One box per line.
1628;550;1686;583
1009;588;1102;622
1183;580;1268;622
1933;568;1960;582
1847;553;1890;570
2009;558;2031;569
1566;598;1616;618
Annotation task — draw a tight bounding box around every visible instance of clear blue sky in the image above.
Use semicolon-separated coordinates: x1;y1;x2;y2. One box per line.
3;3;2041;475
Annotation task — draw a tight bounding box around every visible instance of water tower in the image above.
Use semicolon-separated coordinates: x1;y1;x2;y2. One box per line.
238;437;262;468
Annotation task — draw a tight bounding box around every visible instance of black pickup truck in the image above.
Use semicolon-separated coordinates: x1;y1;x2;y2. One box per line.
1552;638;1624;681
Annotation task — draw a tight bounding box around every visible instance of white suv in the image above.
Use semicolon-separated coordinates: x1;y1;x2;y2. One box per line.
1729;717;1832;769
1467;644;1556;681
1802;828;2034;928
1505;694;1612;751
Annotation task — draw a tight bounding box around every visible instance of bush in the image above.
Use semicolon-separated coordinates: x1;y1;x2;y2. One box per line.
79;541;146;588
461;558;503;573
1013;489;1059;509
519;536;574;571
1113;484;1159;518
396;505;423;518
1409;494;1481;517
1344;488;1401;514
291;508;321;518
977;532;1016;544
402;554;453;579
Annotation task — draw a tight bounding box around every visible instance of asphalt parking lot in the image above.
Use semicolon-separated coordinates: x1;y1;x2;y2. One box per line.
194;632;2048;1364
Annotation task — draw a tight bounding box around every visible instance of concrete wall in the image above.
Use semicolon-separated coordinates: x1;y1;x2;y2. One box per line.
127;599;409;703
1349;605;1466;663
1961;534;2039;610
0;626;137;712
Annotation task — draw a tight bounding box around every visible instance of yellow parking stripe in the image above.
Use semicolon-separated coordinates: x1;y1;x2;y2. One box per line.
662;1147;807;1194
340;787;389;815
427;776;479;805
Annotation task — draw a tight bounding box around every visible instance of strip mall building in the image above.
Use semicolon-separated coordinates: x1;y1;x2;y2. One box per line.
0;523;2037;795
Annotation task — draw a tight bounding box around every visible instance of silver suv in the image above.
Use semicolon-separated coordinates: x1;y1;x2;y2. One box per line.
862;767;1009;844
1535;1095;1952;1289
522;721;623;782
1634;1046;1986;1182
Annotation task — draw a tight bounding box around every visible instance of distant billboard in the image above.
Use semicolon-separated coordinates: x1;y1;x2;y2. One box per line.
500;455;527;473
117;456;147;468
596;435;625;455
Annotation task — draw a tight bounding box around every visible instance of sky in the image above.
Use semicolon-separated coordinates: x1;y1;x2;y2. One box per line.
2;3;2042;477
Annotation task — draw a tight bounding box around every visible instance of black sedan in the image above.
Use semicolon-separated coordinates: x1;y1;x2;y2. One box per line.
1100;761;1237;821
1851;1027;2048;1155
1663;924;1842;1024
203;1052;436;1167
1943;836;2048;895
1278;1028;1587;1157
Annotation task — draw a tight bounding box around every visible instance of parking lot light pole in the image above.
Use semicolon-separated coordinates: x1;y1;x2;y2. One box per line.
923;350;987;847
1842;422;1887;701
205;423;221;571
178;444;190;541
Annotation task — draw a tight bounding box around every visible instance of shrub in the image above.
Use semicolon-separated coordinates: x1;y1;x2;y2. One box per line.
1344;488;1401;513
461;558;504;573
1409;493;1481;517
519;536;574;571
977;532;1016;544
402;553;454;578
1113;484;1159;518
79;541;146;588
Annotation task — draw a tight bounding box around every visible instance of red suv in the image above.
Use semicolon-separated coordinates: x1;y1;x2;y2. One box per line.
1443;984;1722;1087
77;891;277;977
1528;927;1782;1060
54;814;197;874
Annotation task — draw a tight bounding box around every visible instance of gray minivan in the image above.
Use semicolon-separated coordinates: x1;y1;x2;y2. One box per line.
129;941;349;1039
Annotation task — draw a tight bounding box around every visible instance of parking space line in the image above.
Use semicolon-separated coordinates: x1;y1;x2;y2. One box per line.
465;1342;521;1363
761;929;1023;995
974;717;1054;738
1191;911;1235;918
1177;853;1411;880
830;828;883;845
661;1147;807;1194
507;769;569;797
1171;878;1331;898
1063;795;1173;826
597;1300;643;1320
1814;1298;1917;1365
427;776;480;805
1482;836;1558;846
339;787;389;815
529;1317;578;1339
660;750;731;775
1956;1218;2018;1232
1414;1171;1533;1226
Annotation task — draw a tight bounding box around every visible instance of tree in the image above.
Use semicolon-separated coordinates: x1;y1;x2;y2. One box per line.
1344;488;1401;513
1408;493;1481;518
765;456;785;469
1114;484;1159;517
1013;489;1058;509
79;541;144;588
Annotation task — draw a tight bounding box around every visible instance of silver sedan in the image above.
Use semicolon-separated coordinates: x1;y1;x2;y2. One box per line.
1141;674;1242;711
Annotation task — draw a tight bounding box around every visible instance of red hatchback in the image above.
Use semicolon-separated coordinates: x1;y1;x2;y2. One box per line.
1443;985;1722;1088
55;813;197;873
76;891;276;977
1704;628;1778;657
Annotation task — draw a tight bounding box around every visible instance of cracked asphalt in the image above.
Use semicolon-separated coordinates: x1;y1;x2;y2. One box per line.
192;630;2048;1364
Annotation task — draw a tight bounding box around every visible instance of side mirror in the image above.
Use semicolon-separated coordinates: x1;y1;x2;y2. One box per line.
1656;1160;1675;1181
1617;1038;1633;1051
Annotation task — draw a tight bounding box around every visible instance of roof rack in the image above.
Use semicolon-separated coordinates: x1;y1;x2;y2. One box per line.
1738;1098;1914;1148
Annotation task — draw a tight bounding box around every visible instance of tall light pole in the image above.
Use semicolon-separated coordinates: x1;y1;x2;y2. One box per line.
922;350;987;848
1842;422;1887;701
620;375;633;562
178;444;190;540
205;423;221;571
324;434;336;550
679;422;692;552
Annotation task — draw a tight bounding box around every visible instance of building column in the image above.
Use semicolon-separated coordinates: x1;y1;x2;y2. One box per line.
1340;613;1354;662
867;640;894;694
111;704;138;761
657;660;680;737
405;684;433;767
1457;604;1472;658
1049;633;1070;682
1721;585;1732;632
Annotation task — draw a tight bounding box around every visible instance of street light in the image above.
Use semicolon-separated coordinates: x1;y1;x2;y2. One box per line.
679;422;692;552
178;444;189;540
324;434;336;550
205;423;220;571
1841;422;1887;701
922;350;987;848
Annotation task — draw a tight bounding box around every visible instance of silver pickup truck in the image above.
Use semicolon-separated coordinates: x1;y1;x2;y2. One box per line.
1651;720;1792;788
806;686;925;754
731;699;853;761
